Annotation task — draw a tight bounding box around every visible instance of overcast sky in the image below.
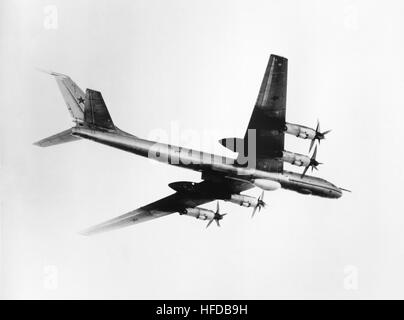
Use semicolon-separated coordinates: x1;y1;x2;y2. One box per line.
0;0;403;299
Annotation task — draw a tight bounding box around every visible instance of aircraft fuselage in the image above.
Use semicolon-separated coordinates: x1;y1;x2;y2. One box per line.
72;126;342;199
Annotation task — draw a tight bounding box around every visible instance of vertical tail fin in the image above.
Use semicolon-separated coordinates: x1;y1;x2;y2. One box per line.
34;70;86;147
84;89;115;130
38;70;85;122
34;71;117;147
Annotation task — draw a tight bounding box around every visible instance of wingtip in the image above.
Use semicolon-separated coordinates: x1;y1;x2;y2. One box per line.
78;230;92;236
33;140;46;147
36;67;68;78
78;227;98;236
78;225;100;236
270;53;288;61
78;223;117;236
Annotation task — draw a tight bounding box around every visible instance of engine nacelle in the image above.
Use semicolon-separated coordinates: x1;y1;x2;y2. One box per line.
253;179;281;191
168;181;197;193
180;207;215;221
284;122;316;140
281;150;311;167
226;194;258;207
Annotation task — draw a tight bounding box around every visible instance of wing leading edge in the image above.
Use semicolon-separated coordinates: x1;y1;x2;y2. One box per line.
80;192;211;235
80;178;252;235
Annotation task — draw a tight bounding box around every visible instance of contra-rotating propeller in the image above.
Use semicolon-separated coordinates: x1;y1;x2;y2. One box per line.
206;202;227;228
309;120;332;152
301;145;322;178
252;191;266;218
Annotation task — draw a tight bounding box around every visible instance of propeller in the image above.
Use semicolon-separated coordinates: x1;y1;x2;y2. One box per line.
309;120;332;152
301;145;322;178
206;202;227;228
252;191;266;218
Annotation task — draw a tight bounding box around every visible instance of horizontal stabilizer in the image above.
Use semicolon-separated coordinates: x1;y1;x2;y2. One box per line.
34;128;80;147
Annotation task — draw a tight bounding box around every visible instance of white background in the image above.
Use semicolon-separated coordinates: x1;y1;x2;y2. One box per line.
0;0;402;299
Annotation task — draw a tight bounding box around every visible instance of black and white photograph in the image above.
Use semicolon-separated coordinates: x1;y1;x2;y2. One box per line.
0;0;402;303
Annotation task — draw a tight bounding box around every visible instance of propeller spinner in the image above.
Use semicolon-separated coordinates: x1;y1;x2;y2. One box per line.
206;202;227;228
309;120;331;152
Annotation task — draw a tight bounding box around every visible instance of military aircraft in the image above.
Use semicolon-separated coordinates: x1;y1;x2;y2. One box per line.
35;54;348;235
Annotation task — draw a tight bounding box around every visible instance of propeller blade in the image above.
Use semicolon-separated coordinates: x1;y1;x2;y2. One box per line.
323;129;332;135
316;119;320;133
206;219;214;228
216;220;220;227
216;201;219;213
309;138;316;152
312;145;318;160
301;165;309;178
251;206;258;218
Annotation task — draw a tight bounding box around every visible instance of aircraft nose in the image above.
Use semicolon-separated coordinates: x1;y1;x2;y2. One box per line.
335;189;343;198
